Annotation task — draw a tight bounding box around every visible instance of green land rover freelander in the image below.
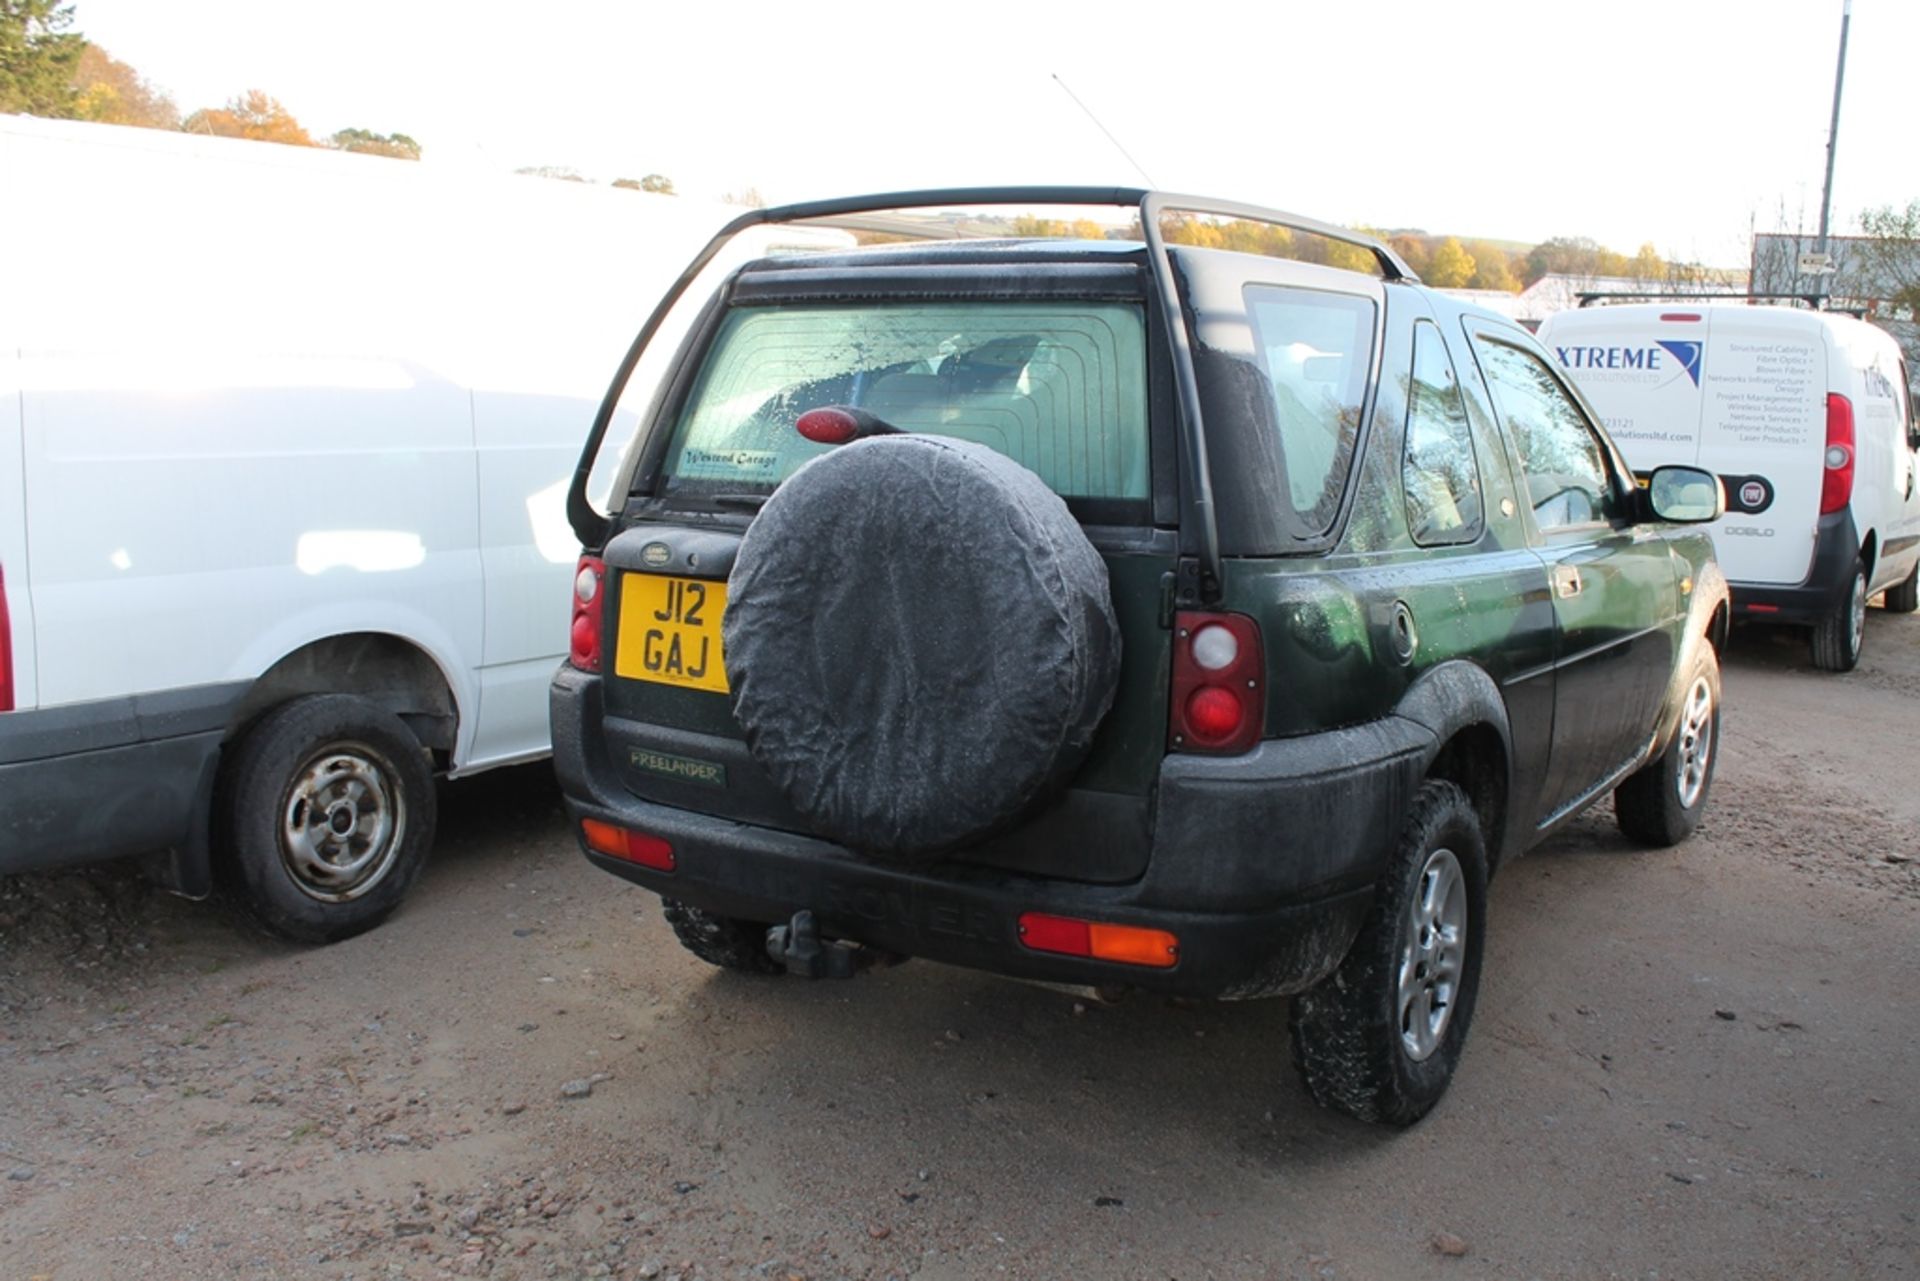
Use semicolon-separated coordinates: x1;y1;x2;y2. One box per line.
551;189;1729;1126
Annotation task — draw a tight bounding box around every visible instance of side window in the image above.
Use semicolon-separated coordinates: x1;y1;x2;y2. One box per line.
1245;286;1377;534
1475;339;1615;531
1402;322;1483;545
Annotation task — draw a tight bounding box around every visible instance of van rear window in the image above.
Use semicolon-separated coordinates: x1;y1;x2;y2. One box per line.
658;302;1150;508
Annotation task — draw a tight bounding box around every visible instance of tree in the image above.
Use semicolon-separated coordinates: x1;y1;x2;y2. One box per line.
1524;235;1605;285
516;165;587;182
183;90;313;146
1389;234;1431;276
1857;200;1920;317
70;43;176;128
1465;241;1517;291
1;0;83;116
1426;237;1477;288
723;187;766;209
615;174;674;194
1629;242;1666;282
329;127;420;160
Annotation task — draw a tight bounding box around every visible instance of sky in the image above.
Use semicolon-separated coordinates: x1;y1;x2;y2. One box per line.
66;0;1917;269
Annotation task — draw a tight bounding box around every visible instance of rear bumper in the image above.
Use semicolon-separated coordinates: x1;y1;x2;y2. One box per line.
0;684;240;880
553;665;1432;998
1729;510;1859;625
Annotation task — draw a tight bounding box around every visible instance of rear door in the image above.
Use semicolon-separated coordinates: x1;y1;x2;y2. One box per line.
1468;322;1680;821
1695;311;1825;586
0;273;30;712
596;267;1174;882
0;127;33;712
1541;308;1708;475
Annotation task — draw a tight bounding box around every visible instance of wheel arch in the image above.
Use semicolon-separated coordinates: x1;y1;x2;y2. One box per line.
229;632;461;762
1393;661;1515;869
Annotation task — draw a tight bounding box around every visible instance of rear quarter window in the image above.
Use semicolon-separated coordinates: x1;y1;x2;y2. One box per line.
1245;286;1377;534
658;302;1150;509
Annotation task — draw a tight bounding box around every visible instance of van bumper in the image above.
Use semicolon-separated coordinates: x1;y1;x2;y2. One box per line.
553;666;1429;999
0;684;241;886
1729;510;1859;625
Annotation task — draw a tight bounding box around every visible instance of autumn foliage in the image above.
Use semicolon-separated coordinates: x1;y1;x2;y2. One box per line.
183;89;313;147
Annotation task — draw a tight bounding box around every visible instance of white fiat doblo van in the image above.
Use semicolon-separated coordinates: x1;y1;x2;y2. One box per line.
1538;304;1920;670
0;116;838;940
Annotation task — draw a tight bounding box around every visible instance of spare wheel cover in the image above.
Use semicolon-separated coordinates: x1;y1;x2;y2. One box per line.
723;435;1122;860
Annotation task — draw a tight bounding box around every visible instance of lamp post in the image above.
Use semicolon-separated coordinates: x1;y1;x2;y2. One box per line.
1813;0;1852;307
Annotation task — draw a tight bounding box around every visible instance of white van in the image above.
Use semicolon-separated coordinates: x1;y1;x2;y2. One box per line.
1538;303;1920;670
0;116;843;939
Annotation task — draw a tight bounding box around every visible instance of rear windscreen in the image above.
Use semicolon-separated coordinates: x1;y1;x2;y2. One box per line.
657;302;1150;509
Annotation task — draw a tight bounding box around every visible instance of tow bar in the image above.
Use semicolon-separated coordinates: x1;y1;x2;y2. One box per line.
765;910;903;978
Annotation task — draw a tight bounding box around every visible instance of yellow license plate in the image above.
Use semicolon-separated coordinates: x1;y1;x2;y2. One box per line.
614;573;729;693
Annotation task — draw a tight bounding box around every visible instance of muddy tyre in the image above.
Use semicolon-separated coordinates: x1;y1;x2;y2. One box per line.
1884;562;1919;615
662;899;784;975
1614;646;1720;847
1289;780;1488;1127
218;694;437;944
1811;560;1867;672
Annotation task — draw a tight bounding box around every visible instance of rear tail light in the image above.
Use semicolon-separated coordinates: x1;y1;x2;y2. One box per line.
581;819;675;871
569;555;606;671
1821;393;1855;515
1168;611;1263;754
0;563;14;713
1017;912;1179;968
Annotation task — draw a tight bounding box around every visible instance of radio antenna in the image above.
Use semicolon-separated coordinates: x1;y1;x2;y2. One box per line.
1051;73;1157;187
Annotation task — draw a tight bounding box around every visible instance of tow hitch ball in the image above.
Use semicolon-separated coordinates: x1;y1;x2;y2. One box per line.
765;910;899;979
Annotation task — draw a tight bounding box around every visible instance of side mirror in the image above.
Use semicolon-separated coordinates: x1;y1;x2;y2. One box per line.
1647;465;1724;523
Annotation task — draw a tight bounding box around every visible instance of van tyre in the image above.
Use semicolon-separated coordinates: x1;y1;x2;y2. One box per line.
1884;562;1919;614
218;694;437;944
662;899;784;974
1289;780;1487;1127
1811;560;1868;672
1614;645;1720;847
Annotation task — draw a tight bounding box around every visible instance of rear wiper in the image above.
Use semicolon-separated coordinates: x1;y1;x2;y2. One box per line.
711;493;770;511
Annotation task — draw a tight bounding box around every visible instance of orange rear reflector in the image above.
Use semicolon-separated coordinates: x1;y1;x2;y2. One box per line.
1018;912;1179;969
581;819;676;871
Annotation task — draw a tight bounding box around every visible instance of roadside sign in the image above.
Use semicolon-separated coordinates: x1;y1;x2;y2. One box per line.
1798;251;1837;275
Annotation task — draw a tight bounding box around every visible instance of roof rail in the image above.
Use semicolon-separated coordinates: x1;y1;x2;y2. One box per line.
566;187;1414;596
1576;290;1863;313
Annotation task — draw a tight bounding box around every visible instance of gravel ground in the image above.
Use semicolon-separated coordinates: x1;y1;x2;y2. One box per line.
2;611;1917;1281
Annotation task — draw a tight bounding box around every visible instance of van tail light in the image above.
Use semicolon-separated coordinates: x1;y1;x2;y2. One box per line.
1168;611;1263;754
0;563;14;713
1821;393;1855;515
569;555;606;671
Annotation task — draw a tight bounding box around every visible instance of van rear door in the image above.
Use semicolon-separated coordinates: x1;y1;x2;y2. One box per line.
1543;309;1708;475
1696;311;1825;586
0;127;31;711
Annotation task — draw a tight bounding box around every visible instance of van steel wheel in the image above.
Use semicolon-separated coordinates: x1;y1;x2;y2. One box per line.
220;694;437;943
278;743;407;902
1615;646;1720;847
1290;779;1488;1126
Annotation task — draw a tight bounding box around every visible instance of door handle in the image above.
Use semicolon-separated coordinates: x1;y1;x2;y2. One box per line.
1554;565;1583;599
